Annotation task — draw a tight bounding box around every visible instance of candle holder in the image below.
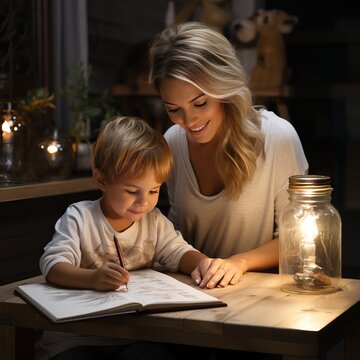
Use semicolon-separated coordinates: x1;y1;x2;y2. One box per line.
279;175;342;294
31;130;74;180
0;102;28;184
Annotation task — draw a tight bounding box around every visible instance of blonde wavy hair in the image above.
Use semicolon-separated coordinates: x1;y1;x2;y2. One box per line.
148;22;264;198
93;116;172;184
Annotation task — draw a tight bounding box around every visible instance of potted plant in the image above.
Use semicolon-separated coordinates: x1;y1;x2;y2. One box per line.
18;88;74;181
18;87;56;141
62;61;103;173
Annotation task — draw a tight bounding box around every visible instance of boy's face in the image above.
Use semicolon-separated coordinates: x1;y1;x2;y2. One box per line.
99;169;162;225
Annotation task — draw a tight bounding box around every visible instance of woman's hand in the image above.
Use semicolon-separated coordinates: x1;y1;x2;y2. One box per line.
191;257;246;289
91;262;129;291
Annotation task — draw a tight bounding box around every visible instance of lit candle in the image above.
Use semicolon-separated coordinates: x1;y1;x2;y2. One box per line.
46;141;61;166
1;119;13;143
47;142;59;155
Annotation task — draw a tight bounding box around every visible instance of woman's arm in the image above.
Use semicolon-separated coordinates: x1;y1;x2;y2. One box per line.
228;238;279;274
178;250;207;276
47;262;129;291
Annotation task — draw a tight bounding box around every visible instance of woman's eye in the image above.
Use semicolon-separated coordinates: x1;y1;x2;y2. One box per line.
127;190;138;194
195;101;207;107
150;190;159;195
167;108;179;113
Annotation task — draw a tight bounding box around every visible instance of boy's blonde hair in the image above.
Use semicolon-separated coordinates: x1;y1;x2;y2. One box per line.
93;116;173;184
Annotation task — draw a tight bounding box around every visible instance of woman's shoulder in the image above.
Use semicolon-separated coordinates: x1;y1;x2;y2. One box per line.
259;109;299;138
259;110;308;168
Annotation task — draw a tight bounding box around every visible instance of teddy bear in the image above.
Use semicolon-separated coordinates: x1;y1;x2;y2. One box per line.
173;0;231;34
232;9;298;88
199;0;231;33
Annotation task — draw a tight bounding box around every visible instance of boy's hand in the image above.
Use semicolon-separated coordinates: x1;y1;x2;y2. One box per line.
191;258;243;289
92;262;129;291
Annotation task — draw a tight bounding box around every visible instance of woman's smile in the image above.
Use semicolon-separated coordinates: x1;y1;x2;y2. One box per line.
189;120;210;134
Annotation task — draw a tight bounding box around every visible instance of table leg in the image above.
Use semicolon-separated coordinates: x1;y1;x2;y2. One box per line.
344;326;360;360
0;325;15;360
0;325;36;360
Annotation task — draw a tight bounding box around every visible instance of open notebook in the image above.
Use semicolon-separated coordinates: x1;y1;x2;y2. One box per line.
15;268;226;323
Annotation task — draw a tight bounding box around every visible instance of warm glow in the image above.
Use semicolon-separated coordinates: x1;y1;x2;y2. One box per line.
47;144;59;154
300;214;318;272
301;214;319;243
2;120;11;133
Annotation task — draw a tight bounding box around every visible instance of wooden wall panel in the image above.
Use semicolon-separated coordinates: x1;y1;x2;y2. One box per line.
0;190;100;285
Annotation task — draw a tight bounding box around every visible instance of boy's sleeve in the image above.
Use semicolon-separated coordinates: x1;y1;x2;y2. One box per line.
152;209;198;272
39;206;83;277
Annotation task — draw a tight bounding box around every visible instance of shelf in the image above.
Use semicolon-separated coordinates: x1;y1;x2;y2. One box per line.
112;83;293;98
0;177;98;203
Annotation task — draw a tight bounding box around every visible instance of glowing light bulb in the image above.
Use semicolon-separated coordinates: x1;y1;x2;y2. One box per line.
301;215;319;242
300;214;318;272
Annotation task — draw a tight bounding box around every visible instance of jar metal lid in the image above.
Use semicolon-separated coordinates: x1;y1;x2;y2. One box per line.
289;175;331;188
288;175;333;197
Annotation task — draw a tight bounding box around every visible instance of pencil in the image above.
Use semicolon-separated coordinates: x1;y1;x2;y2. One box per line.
113;235;128;290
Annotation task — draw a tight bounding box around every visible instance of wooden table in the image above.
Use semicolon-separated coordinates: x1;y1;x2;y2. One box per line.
0;272;359;360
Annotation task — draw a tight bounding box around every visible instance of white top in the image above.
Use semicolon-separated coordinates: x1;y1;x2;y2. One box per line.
164;110;309;258
40;199;195;277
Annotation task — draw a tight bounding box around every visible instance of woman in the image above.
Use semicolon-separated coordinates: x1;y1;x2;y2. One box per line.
148;22;308;285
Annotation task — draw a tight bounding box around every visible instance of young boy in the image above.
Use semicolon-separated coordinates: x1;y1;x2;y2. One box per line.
40;116;211;290
39;116;218;359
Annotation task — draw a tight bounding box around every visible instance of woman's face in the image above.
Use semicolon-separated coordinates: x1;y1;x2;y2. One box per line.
159;78;223;144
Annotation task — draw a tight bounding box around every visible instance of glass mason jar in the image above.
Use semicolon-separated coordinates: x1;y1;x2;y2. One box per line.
0;102;28;184
279;175;342;294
